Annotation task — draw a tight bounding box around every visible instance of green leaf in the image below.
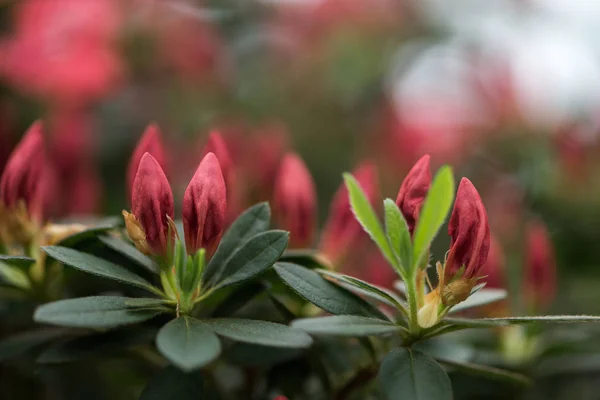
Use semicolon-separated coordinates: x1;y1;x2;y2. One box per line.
123;298;170;310
0;255;36;270
0;262;30;289
55;225;115;248
140;366;204;400
210;230;289;290
343;173;396;267
99;235;158;274
156;317;221;371
449;288;507;313
203;202;270;286
379;348;452;400
42;246;160;294
436;357;531;386
34;296;161;328
202;318;313;348
212;283;265;317
444;315;600;329
291;315;402;337
383;199;412;274
274;263;388;319
0;329;67;362
412;166;455;271
224;342;303;367
318;269;406;311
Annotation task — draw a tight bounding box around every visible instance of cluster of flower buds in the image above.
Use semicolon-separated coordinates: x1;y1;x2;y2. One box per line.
391;155;491;328
0;121;51;248
123;127;226;311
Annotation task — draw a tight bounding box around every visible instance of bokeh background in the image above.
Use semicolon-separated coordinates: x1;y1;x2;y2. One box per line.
2;0;600;398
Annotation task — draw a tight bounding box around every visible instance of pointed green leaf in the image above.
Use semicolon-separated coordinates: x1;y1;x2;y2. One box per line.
156;317;221;371
204;202;271;286
436;357;531;386
210;230;289;290
203;318;313;348
274;263;388;319
99;235;158;274
34;296;161;328
291;315;402;337
445;315;600;329
383;199;412;274
140;366;204;400
318;269;406;311
449;288;507;313
379;348;452;400
343;173;396;267
412;166;455;271
0;255;36;270
42;246;160;294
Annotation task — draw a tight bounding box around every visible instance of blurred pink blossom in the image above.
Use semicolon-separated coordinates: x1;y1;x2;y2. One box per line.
2;0;122;105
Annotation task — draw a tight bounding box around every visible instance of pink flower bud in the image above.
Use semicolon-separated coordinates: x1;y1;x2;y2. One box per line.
202;131;234;190
183;152;226;255
445;178;490;282
319;161;379;264
273;153;317;248
395;154;431;234
0;120;50;221
127;124;167;200
524;220;556;309
128;153;174;256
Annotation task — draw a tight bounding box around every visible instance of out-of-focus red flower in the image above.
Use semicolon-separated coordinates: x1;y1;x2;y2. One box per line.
0;121;50;221
2;0;122;104
273;153;317;248
480;235;505;289
127;124;168;200
524;220;556;310
249;124;289;200
482;177;525;244
0;100;16;171
445;178;491;282
152;3;224;83
49;109;101;215
319;161;379;265
395;154;431;234
126;153;174;256
182;152;226;256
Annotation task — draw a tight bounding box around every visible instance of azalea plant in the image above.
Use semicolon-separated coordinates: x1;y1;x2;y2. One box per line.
1;123;600;400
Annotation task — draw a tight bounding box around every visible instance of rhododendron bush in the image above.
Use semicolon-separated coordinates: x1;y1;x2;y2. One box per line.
2;1;600;399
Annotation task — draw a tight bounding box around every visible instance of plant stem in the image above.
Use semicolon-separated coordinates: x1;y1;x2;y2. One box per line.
405;270;421;335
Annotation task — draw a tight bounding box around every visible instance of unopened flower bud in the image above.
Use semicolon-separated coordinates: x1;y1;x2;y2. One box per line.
395;155;431;234
182;152;226;256
0;121;51;245
273;153;317;248
319;161;379;264
127;153;174;255
524;220;556;310
127;124;168;199
445;178;490;285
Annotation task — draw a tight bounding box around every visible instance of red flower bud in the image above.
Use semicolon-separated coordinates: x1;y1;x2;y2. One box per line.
524;220;556;309
319;161;379;264
395;154;431;234
202;131;234;189
480;235;505;289
128;153;174;255
273;153;317;248
445;178;490;282
127;124;167;200
0;120;50;221
183;152;226;255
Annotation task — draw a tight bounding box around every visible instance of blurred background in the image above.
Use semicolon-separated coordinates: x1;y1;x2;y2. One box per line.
2;0;600;397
